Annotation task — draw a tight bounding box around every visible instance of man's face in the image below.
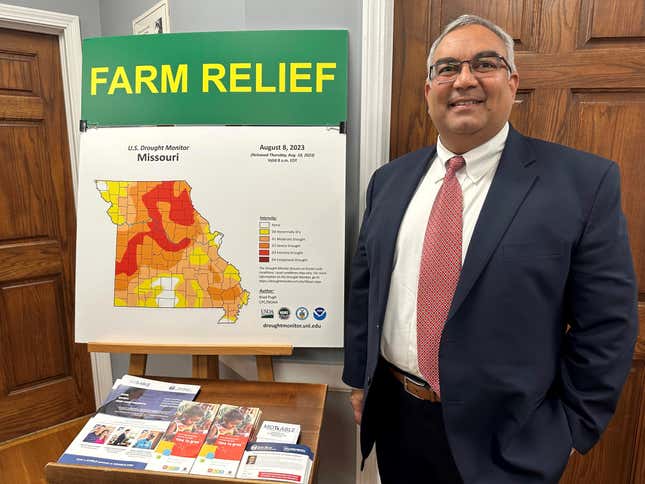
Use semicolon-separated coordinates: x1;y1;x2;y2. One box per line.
425;24;519;151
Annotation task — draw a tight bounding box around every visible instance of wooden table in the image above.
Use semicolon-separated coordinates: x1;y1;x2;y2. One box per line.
44;378;327;484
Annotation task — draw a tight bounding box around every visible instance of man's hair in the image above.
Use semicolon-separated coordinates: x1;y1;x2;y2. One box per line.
426;15;517;78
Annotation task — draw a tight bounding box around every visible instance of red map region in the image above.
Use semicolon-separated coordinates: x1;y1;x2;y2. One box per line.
99;179;249;321
116;181;194;276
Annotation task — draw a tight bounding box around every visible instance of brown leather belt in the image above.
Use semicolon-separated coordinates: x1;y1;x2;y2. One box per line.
388;365;441;402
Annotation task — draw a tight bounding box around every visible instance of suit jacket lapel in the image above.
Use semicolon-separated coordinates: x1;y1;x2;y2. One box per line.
447;127;539;321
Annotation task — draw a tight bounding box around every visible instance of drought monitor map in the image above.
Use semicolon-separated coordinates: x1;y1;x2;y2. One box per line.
96;180;249;323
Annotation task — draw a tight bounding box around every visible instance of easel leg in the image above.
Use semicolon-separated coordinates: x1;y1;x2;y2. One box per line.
192;355;220;379
128;354;148;376
256;356;274;381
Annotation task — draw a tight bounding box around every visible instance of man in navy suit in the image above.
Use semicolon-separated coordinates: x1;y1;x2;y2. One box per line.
343;14;637;484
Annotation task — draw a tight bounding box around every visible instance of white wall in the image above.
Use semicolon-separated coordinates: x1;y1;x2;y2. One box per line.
0;0;100;37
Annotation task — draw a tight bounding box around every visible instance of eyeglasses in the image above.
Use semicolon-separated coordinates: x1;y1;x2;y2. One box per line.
429;53;512;85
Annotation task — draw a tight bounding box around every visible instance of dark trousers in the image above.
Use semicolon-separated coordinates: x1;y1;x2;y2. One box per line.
369;360;463;484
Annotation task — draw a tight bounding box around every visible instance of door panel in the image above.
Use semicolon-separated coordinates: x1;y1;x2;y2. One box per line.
583;0;645;42
2;277;70;389
563;91;645;288
0;27;95;442
438;0;538;49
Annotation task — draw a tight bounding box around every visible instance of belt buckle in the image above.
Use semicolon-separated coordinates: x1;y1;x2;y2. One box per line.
403;375;428;400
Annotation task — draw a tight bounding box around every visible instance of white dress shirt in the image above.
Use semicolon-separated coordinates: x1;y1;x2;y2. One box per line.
380;123;509;380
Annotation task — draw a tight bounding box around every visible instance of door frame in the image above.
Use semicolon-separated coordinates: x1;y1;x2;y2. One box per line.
359;0;394;220
0;3;113;407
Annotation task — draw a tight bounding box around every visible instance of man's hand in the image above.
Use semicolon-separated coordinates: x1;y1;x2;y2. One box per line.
350;389;365;425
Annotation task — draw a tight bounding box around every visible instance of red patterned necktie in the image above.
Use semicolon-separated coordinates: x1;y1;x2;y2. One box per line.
417;155;465;396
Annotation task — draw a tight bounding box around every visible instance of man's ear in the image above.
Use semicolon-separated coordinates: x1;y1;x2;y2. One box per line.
424;79;432;114
508;72;520;97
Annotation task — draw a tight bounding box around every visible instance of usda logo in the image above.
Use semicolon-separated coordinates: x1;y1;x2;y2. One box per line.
296;307;309;320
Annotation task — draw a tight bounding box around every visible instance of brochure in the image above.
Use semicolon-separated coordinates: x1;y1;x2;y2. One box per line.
236;443;313;483
58;376;200;469
255;421;301;444
190;404;262;477
146;401;219;474
57;414;168;469
97;374;201;421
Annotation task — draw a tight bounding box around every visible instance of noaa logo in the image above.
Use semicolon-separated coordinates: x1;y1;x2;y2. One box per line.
313;307;327;321
295;307;309;320
278;307;290;320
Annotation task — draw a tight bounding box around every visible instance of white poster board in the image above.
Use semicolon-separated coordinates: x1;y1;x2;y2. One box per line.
75;126;345;346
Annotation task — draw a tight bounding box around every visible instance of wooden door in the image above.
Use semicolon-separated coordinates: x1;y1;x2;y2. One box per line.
390;1;645;482
0;27;95;443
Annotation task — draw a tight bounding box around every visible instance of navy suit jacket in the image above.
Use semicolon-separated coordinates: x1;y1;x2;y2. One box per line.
342;127;638;483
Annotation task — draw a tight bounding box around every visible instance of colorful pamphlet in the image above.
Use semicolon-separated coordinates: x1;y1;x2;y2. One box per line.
190;404;262;477
146;401;219;474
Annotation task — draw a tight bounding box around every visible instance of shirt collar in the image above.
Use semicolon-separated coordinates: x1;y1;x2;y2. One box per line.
432;122;509;184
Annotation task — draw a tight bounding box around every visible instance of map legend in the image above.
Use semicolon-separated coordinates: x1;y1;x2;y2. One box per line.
259;222;270;262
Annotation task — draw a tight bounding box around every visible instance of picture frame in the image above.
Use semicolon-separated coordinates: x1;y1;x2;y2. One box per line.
132;0;170;35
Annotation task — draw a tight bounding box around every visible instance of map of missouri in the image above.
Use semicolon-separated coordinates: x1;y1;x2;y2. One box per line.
96;180;249;323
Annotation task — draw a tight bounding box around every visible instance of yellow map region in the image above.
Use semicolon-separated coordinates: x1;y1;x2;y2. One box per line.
96;180;249;323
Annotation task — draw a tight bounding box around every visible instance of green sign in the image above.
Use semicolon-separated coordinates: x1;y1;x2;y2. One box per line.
82;30;347;126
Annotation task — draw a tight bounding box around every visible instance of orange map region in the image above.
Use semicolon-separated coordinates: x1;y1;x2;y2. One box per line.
96;180;249;323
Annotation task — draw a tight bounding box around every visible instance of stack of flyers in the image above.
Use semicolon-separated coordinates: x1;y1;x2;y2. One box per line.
190;404;262;477
58;375;200;470
147;401;219;474
235;443;313;483
97;375;201;421
58;418;168;470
